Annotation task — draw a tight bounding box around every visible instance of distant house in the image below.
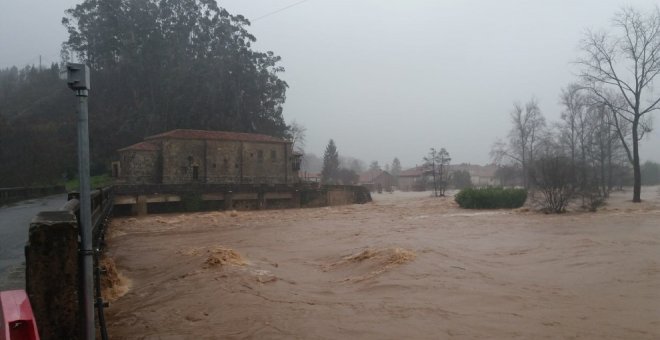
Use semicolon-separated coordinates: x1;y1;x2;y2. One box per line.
359;169;394;192
398;166;427;191
397;163;500;191
115;129;301;185
450;163;500;187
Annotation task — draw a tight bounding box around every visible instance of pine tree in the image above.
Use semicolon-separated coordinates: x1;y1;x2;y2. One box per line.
369;161;381;171
321;139;339;184
391;157;402;177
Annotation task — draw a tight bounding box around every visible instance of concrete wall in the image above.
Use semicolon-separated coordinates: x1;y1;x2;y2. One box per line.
113;184;371;215
25;211;80;339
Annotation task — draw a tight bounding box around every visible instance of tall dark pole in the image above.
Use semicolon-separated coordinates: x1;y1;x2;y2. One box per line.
432;149;438;197
67;63;95;340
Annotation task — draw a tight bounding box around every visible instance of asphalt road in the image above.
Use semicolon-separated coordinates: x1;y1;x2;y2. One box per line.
0;194;68;290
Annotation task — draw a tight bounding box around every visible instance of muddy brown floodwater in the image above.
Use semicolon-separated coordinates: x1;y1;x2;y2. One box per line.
105;188;660;339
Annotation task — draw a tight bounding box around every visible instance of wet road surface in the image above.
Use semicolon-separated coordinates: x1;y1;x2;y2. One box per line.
0;194;68;290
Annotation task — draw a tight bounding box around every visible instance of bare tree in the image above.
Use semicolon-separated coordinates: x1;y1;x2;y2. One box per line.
577;6;660;202
424;148;451;197
287;120;307;154
584;97;627;198
491;98;546;188
529;155;578;213
559;84;594;201
559;84;587;169
557;85;628;206
340;157;365;174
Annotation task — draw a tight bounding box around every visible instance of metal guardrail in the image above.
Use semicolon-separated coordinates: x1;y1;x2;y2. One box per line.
62;186;114;340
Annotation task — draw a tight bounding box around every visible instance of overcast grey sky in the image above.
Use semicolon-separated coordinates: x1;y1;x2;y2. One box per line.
1;0;659;168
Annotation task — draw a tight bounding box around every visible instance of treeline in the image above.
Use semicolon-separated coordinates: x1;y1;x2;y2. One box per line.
493;6;660;208
0;0;289;187
0;65;78;186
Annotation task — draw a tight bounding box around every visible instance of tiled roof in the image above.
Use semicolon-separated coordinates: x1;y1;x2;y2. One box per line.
359;169;383;183
359;169;393;183
145;129;288;143
398;166;425;177
118;141;160;152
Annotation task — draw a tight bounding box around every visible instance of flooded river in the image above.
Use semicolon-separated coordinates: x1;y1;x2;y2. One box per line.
105;189;660;339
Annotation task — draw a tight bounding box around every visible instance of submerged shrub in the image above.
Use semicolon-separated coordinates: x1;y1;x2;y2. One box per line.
455;187;527;209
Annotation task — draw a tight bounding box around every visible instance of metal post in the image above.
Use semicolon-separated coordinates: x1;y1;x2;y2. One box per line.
76;88;95;340
67;63;94;340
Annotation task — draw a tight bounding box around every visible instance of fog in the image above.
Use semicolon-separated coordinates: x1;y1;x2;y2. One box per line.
1;0;659;168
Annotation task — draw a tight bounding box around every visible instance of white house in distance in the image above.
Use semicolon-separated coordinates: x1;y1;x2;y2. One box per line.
450;163;500;187
397;163;500;191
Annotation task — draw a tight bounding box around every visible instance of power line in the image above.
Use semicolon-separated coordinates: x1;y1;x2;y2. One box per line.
252;0;313;22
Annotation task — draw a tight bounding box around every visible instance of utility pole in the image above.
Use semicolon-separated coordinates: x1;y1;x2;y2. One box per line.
66;63;94;340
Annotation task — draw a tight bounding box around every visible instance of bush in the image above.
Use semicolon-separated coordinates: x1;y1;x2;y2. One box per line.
455;187;527;209
528;156;576;213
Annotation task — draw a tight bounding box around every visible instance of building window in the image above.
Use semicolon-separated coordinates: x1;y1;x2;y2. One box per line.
292;154;302;171
111;162;120;177
271;150;276;161
192;165;199;180
212;163;217;169
257;150;264;163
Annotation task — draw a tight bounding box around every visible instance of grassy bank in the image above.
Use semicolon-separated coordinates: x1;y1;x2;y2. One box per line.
65;174;113;192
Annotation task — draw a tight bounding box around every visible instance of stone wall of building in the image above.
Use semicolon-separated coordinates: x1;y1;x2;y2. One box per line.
160;138;206;184
119;150;160;184
204;140;242;183
240;141;293;184
155;138;296;185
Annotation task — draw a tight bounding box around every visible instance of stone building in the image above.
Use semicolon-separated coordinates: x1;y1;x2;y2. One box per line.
114;129;301;185
359;169;395;192
398;166;426;191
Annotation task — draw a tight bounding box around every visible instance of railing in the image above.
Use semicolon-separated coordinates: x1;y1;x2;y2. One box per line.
116;175;303;186
62;187;114;340
65;187;114;249
114;182;321;195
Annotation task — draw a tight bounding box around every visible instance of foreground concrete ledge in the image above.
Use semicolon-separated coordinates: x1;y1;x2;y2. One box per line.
30;211;78;228
26;210;81;339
